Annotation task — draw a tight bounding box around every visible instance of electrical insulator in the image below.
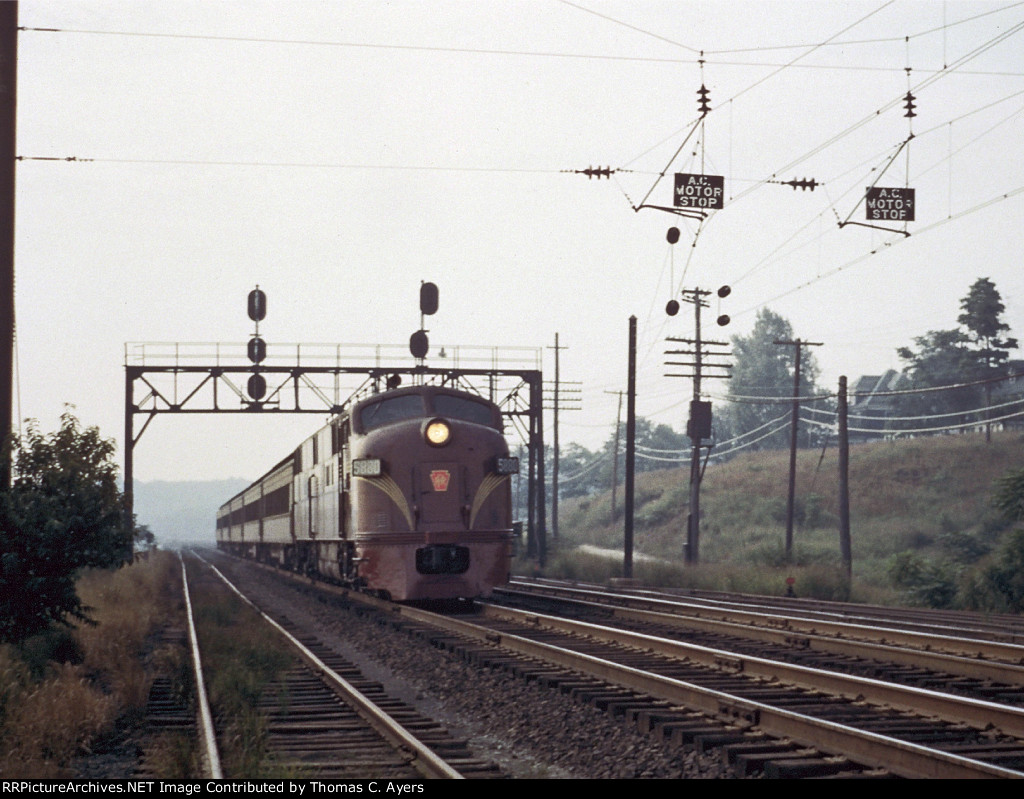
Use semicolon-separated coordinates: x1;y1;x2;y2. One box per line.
697;84;711;116
903;91;917;118
782;177;818;191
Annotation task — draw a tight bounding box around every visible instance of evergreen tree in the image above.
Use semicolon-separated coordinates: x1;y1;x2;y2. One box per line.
958;277;1019;373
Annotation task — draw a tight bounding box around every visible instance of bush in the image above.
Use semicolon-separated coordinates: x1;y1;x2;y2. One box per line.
975;529;1024;612
886;551;958;608
0;412;131;643
938;530;990;564
993;467;1024;522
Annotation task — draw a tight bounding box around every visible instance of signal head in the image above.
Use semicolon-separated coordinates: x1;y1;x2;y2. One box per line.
420;282;439;315
409;330;429;359
247;373;267;400
247;287;267;322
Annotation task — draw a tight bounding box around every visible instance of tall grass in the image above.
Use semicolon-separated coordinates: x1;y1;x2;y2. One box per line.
0;550;182;777
546;431;1024;604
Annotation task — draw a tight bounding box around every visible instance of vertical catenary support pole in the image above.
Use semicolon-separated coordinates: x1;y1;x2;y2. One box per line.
551;333;561;541
526;424;536;559
838;375;852;581
624;317;637;579
124;369;135;562
0;3;16;488
530;373;547;567
775;338;823;561
785;341;802;559
687;295;704;565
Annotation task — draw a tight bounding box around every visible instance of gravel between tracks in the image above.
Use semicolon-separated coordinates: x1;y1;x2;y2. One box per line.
221;559;738;779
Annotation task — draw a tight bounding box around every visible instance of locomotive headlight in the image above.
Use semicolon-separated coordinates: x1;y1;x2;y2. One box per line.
424;419;451;447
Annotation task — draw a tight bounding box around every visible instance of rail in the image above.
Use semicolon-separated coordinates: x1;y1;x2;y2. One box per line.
195;554;464;779
180;556;224;779
328;588;1022;778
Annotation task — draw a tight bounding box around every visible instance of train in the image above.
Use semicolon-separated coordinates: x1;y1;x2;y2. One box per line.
215;383;518;601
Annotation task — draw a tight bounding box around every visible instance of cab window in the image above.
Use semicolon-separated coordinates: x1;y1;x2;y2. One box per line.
359;395;425;431
432;395;496;427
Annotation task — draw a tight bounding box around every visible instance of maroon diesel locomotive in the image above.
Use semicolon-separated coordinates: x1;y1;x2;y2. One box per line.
216;384;518;601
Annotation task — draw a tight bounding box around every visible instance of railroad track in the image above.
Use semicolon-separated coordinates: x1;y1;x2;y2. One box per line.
514;577;1024;644
489;583;1024;707
179;553;502;779
205;554;1024;777
236;560;1024;778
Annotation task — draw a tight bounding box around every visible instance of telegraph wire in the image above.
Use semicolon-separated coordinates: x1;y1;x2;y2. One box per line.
736;180;1024;312
704;1;1024;53
727;17;1024;207
730;84;1024;290
19;25;701;65
25;24;1024;77
15;155;563;174
556;0;701;54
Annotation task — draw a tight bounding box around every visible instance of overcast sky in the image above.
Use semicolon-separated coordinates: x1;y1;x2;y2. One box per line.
13;0;1024;485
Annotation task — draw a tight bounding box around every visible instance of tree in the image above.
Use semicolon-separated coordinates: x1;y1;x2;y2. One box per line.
958;277;1019;374
896;279;1018;420
896;328;979;416
550;418;689;501
723;308;822;449
0;411;131;644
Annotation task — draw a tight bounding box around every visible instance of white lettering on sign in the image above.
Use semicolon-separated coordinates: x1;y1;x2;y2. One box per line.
865;187;915;221
674;173;725;209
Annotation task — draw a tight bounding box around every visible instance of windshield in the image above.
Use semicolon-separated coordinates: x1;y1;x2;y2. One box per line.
432;394;497;427
359;395;425;431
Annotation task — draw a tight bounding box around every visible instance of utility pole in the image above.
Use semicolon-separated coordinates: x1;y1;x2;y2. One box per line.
774;337;823;560
544;334;580;541
549;333;563;540
0;3;16;488
838;375;852;582
665;287;732;564
624;316;637;579
604;390;624;521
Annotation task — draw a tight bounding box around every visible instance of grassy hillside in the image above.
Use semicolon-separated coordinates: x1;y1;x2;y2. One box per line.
550;430;1024;606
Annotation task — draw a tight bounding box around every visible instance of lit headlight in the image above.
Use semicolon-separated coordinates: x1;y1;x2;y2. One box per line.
352;458;383;477
425;419;451;446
